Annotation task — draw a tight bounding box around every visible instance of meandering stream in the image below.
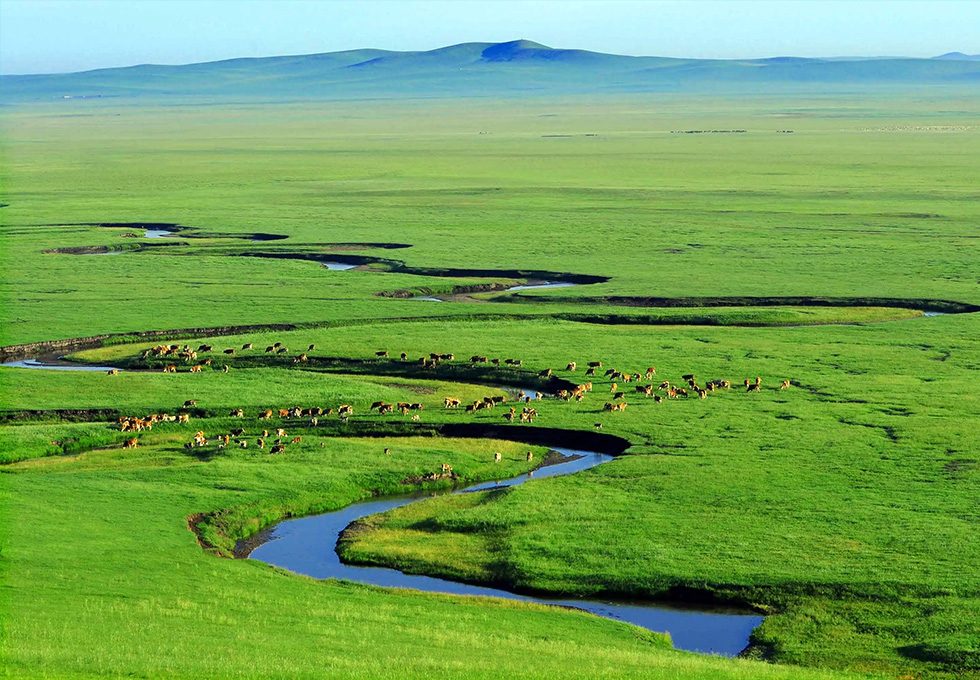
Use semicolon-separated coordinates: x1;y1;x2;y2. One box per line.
249;447;764;657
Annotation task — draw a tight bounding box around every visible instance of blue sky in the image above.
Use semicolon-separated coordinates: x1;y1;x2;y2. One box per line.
1;0;977;75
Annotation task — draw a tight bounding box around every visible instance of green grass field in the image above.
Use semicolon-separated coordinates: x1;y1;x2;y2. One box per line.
1;90;979;678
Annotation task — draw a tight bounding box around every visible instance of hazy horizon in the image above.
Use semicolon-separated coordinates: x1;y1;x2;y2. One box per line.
2;0;978;76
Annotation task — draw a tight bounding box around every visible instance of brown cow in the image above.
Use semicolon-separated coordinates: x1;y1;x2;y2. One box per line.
781;380;791;389
106;369;119;376
123;438;138;449
190;365;202;373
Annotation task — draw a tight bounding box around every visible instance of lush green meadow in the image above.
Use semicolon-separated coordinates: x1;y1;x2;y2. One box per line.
1;90;979;678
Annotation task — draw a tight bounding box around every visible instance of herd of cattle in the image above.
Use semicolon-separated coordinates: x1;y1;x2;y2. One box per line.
112;343;792;464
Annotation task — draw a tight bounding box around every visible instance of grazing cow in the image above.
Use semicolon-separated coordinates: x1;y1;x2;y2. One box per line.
441;463;453;474
682;374;695;381
230;409;244;417
278;409;289;418
603;402;615;412
257;439;265;449
190;365;202;373
384;448;391;455
276;428;286;437
106;369;119;376
613;392;625;399
184;399;197;407
675;388;688;398
697;389;707;399
535;392;543;401
375;350;389;358
465;403;477;413
491;358;500;366
310;417;318;427
585;367;596;377
610;383;618;393
294;353;308;363
371;401;384;410
494;452;502;463
242;343;253;350
538;369;552;378
277;347;288;354
198;345;213;352
263;430;269;437
123;438;138;449
178;414;190;423
594;423;602;430
224;349;236;355
781;380;791;389
270;444;285;455
526;451;533;462
566;362;577;371
202;358;212;366
337;405;353;417
411;414;420;422
504;412;514;422
259;410;273;420
289;407;303;418
222;365;230;373
309;344;316;351
291;437;302;444
239;440;248;449
231;428;245;436
747;383;761;393
400;352;408;360
164;365;177;373
653;395;663;404
274;342;282;349
265;346;275;353
645;367;656;378
310;407;323;416
588;361;602;368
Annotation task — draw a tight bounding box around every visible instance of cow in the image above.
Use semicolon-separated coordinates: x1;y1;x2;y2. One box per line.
291;437;302;444
294;354;308;362
239;440;248;449
123;438;138;449
310;417;318;427
494;452;502;462
384;448;391;455
566;362;577;371
781;380;791;389
588;361;602;368
224;348;236;355
309;344;316;351
259;410;273;420
106;369;119;376
538;368;552;378
747;383;761;392
441;463;453;474
190;365;202;373
585;367;596;377
257;438;265;449
270;444;286;455
610;383;618;393
594;423;603;430
645;367;656;378
276;428;286;437
613;392;625;399
375;350;389;358
242;343;253;350
198;345;213;352
277;347;288;354
222;365;230;373
178;414;190;423
163;365;177;373
526;451;534;462
266;346;275;353
183;399;197;407
682;374;695;381
653;395;663;404
230;409;244;417
231;428;245;437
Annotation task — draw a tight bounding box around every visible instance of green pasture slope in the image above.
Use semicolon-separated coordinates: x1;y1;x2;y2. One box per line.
1;81;979;679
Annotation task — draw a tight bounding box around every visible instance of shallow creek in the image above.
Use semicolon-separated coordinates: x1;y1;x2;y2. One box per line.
249;447;764;657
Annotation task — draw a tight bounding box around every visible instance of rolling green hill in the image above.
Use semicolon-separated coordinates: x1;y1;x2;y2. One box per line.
2;39;978;103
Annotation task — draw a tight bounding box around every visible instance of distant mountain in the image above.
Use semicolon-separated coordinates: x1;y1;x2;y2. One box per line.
2;39;978;104
933;52;980;61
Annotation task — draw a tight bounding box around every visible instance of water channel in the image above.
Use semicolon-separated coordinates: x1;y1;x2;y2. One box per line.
249;447;764;657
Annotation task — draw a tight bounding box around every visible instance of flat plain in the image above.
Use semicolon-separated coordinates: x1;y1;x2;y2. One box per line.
1;88;978;678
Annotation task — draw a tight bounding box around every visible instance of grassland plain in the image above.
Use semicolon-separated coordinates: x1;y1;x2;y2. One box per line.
0;90;978;678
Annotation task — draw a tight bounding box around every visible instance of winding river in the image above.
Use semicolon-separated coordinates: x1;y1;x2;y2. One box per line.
249;447;764;657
